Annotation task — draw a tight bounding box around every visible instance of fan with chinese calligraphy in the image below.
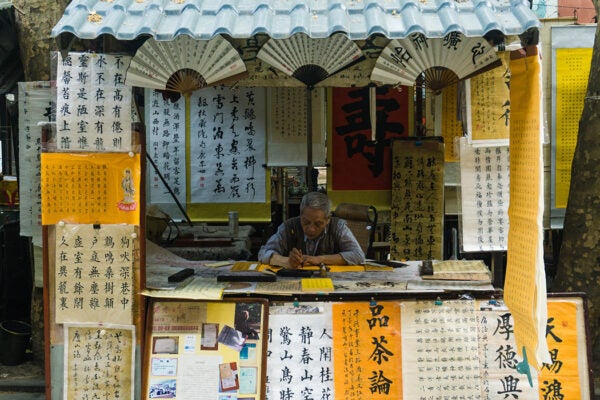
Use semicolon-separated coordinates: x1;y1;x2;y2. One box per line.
256;32;364;88
125;35;247;96
371;32;501;94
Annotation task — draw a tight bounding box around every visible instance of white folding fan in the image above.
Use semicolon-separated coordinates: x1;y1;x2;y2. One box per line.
371;32;501;93
125;35;247;96
256;32;364;87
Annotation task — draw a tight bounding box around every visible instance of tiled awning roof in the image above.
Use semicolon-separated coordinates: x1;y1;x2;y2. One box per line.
51;0;540;42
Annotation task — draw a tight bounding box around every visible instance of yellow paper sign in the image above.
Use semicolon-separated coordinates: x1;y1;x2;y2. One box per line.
41;153;140;225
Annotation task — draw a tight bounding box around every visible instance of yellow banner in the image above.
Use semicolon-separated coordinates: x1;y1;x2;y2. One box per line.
555;48;592;208
538;301;582;399
503;48;545;367
41;153;140;225
332;301;402;399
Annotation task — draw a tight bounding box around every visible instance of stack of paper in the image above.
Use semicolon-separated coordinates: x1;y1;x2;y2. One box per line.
421;260;492;282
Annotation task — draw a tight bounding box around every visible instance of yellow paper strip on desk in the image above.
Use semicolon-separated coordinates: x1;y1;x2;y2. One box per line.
301;278;334;292
286;265;365;272
231;261;262;271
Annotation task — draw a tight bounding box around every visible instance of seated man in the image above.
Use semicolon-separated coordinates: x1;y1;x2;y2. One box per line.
258;191;365;269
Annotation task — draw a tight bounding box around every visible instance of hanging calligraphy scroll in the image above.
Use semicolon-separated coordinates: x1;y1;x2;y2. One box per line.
189;86;266;204
54;223;136;324
41;153;141;225
145;89;187;217
551;25;595;227
503;47;549;368
64;324;135;400
144;299;268;400
55;52;133;152
18;81;53;245
459;137;510;252
390;138;445;261
440;83;463;162
467;51;511;146
331;86;409;192
267;87;327;167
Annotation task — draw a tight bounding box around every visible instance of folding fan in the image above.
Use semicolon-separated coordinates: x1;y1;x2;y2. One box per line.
371;32;501;93
256;32;364;87
125;35;247;95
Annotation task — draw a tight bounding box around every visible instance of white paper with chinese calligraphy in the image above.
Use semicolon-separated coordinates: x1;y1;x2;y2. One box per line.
145;88;187;216
190;86;266;203
266;302;334;400
459;137;510;251
267;87;327;166
477;303;540;399
54;224;135;325
55;52;132;152
18;81;53;245
401;299;481;398
64;324;135;400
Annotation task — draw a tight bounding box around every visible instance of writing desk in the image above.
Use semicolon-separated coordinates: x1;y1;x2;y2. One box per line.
145;241;496;297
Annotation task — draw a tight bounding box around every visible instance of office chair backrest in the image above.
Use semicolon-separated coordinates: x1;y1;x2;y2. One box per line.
333;203;377;258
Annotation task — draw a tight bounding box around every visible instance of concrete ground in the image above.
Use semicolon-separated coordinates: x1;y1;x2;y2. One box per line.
0;358;45;400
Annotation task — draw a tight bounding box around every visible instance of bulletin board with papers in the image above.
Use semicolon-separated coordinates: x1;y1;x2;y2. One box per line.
143;295;591;400
143;299;269;400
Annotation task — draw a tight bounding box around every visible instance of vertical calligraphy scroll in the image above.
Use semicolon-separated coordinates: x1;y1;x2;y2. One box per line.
390;139;445;261
266;303;334;400
41;153;140;225
467;51;511;145
440;83;463;162
459;137;510;252
331;86;409;191
18;81;53;245
332;301;402;399
503;47;550;368
64;324;135;400
54;224;136;325
267;87;327;167
402;299;480;398
55;52;132;152
145;89;187;215
190;86;266;203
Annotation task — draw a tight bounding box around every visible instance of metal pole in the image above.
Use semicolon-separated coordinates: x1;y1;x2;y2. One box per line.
306;87;313;191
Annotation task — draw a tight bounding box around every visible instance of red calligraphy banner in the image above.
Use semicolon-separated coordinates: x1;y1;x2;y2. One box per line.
332;301;402;399
331;87;409;190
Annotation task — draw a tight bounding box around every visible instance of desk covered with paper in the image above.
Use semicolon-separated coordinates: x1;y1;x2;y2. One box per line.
144;240;496;300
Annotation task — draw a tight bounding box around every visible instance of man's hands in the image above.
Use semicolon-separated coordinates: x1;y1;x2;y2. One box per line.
269;250;345;269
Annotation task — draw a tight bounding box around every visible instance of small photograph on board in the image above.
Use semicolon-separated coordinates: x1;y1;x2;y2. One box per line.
239;366;258;394
148;378;176;399
234;303;262;340
153;336;179;354
240;343;257;361
219;362;240;392
218;325;245;352
150;357;178;376
201;323;219;350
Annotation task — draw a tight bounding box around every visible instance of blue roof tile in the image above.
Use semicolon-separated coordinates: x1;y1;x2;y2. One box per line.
51;0;540;41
